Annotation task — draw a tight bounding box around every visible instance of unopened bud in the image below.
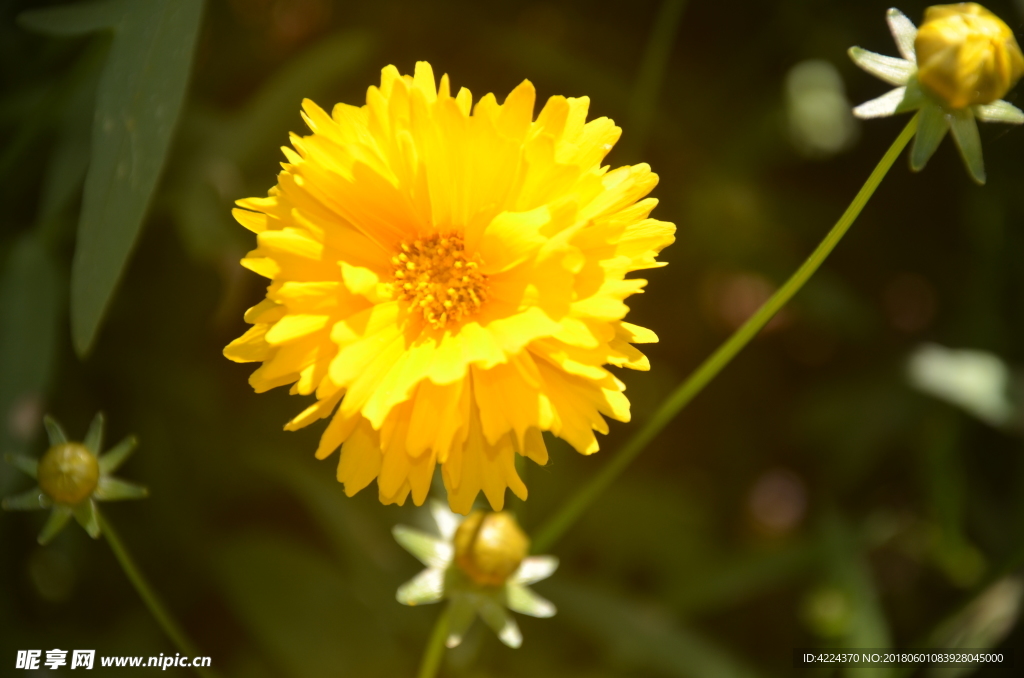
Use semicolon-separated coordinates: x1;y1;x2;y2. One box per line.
38;443;98;505
453;511;528;587
915;3;1024;109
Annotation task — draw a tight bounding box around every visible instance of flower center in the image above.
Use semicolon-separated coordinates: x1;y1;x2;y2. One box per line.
392;233;488;329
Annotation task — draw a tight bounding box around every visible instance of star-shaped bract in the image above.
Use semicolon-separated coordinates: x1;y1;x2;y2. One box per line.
3;413;147;544
849;7;1024;184
393;502;558;648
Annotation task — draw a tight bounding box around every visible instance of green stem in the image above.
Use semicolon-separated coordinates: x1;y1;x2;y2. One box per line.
533;114;920;553
623;0;689;158
98;511;219;678
417;606;451;678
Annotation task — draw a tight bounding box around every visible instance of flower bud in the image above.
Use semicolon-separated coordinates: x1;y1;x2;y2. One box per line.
915;3;1024;109
453;511;529;587
38;443;99;505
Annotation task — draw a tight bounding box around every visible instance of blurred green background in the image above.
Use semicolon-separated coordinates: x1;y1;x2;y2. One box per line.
4;0;1024;675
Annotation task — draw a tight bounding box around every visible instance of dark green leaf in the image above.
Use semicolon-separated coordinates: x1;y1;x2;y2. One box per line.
69;0;204;355
0;234;61;481
18;0;120;37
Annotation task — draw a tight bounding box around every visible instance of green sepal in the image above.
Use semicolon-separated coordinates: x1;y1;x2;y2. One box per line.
847;47;913;86
94;476;149;501
396;568;445;606
43;415;68;446
73;499;101;538
505;583;556;618
2;487;51;511
853;87;908;119
949;108;985;185
910;103;949;172
392;525;452;568
38;506;74;545
479;597;522;648
98;435;138;474
83;412;105;456
974;100;1024;125
5;453;39;479
513;556;559;585
445;596;478;649
886;8;917;61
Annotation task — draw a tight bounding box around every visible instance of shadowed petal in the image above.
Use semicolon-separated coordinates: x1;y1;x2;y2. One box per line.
848;48;914;85
949;108;985;184
94;477;149;501
445;597;477;648
98;436;138;474
974;100;1024;124
506;583;556;618
73;499;101;538
853;87;908;119
83;412;105;456
2;487;51;511
392;525;453;568
911;104;950;172
396;568;446;606
38;506;73;545
43;415;67;446
5;453;38;479
887;8;917;61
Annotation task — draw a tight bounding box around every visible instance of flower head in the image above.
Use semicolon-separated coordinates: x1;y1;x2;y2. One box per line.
3;413;147;544
915;4;1024;109
393;503;558;648
848;4;1024;184
224;62;675;513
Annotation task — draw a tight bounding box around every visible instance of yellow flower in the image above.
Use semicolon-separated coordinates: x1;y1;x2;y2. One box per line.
224;62;675;514
915;3;1024;110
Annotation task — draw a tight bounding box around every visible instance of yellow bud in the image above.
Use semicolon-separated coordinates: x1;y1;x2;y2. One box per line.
38;443;99;505
453;511;529;587
915;3;1024;109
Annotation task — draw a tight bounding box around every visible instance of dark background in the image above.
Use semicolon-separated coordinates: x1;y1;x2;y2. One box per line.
3;0;1024;675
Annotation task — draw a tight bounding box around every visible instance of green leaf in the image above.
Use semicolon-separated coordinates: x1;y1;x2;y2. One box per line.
0;235;60;463
69;0;204;355
18;0;120;36
820;511;893;674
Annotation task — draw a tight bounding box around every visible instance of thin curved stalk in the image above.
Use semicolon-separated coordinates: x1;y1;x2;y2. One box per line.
98;511;220;678
533;114;920;553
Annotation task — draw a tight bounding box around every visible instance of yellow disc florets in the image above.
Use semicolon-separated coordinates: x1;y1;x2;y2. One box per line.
392;232;488;329
915;2;1024;109
453;511;529;588
38;443;99;506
